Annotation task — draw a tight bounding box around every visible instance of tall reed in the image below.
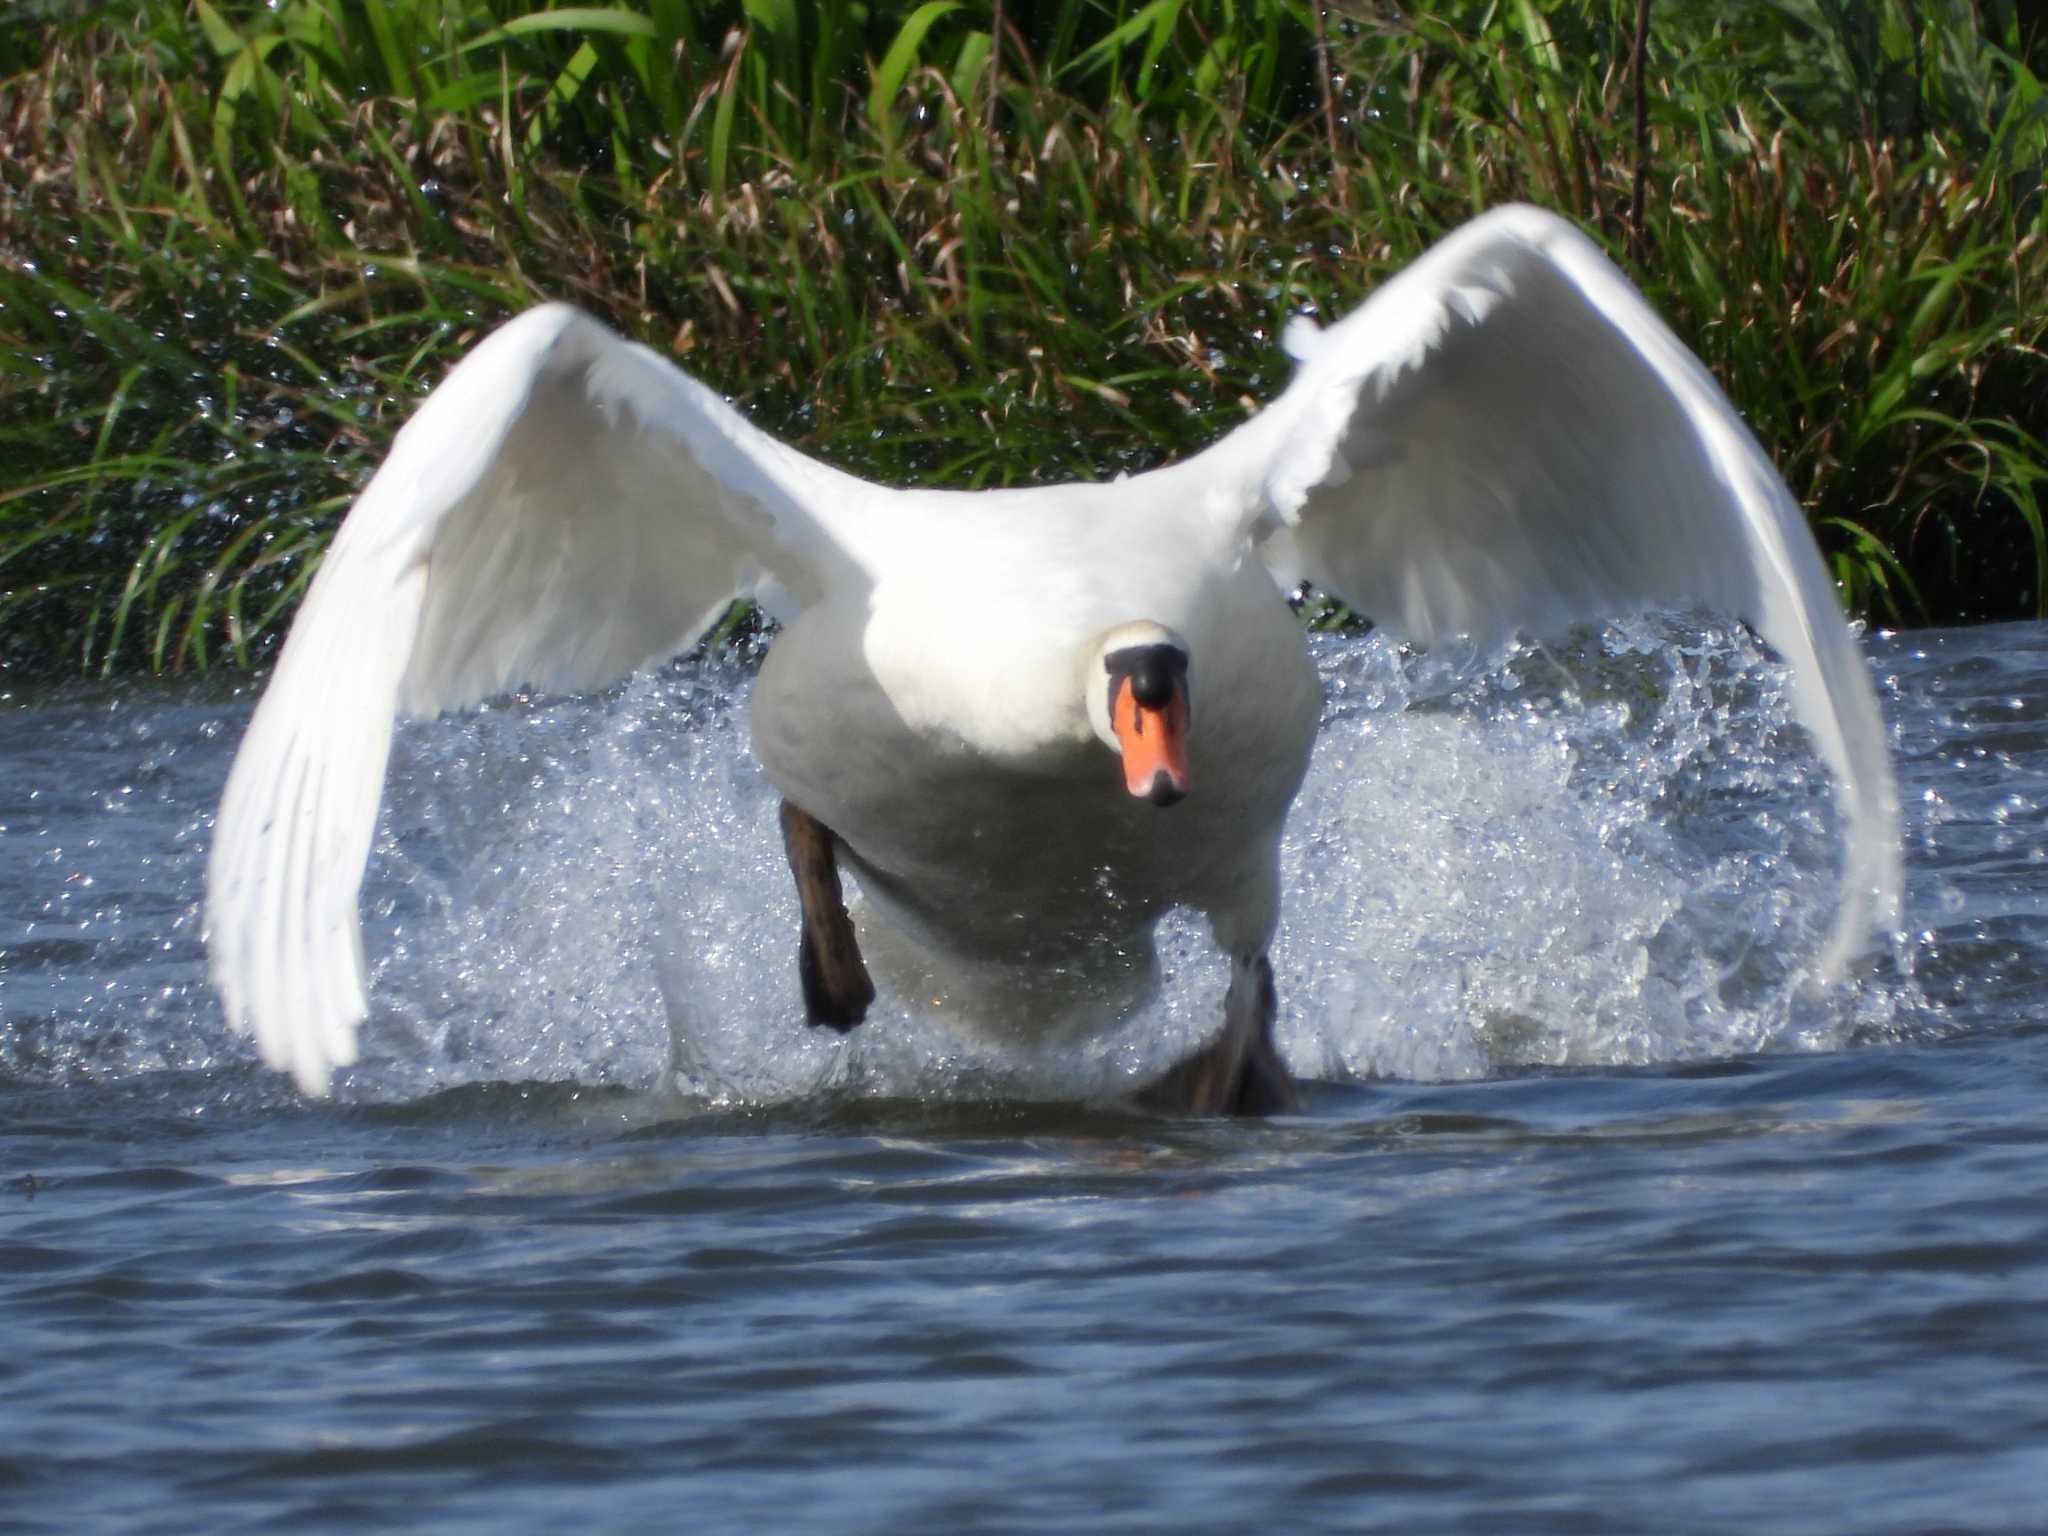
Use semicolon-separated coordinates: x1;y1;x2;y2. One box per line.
2;1;2042;676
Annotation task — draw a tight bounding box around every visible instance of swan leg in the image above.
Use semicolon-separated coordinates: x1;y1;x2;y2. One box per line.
779;800;876;1032
1137;953;1300;1116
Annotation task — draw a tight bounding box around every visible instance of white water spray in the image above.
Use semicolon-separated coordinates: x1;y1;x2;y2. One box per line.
339;620;1898;1103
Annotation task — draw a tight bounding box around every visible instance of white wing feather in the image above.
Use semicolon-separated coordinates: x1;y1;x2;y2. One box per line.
206;304;873;1093
1221;204;1900;980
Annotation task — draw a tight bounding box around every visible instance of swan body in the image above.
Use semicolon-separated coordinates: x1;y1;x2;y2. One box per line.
206;204;1902;1102
754;480;1319;968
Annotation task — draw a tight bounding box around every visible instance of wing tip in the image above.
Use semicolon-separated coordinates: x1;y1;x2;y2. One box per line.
1806;893;1896;995
1803;791;1905;994
209;956;350;1100
288;1050;340;1100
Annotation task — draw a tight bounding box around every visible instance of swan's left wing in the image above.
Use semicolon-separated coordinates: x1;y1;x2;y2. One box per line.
207;304;876;1094
1209;203;1899;980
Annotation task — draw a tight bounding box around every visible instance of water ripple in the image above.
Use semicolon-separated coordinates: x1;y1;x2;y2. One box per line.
3;626;2047;1532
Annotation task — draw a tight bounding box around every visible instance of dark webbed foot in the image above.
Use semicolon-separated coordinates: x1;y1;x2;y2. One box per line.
1136;953;1301;1116
779;800;876;1032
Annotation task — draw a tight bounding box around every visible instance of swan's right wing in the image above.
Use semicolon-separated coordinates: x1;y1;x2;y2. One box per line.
207;304;874;1094
1204;205;1899;982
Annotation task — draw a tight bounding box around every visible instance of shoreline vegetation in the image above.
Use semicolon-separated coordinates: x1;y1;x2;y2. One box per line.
2;1;2044;678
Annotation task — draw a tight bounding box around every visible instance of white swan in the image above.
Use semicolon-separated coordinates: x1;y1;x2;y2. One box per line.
205;204;1902;1107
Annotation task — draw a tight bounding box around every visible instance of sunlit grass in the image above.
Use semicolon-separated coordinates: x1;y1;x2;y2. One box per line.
1;0;2043;676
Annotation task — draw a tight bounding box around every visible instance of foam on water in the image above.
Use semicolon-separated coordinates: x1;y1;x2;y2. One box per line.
1278;622;1898;1082
286;619;1919;1105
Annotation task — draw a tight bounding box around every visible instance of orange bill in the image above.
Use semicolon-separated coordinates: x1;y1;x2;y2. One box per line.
1113;677;1191;805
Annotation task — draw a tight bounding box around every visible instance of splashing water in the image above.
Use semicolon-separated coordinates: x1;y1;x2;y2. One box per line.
1280;621;1907;1082
139;616;1907;1107
7;622;2045;1536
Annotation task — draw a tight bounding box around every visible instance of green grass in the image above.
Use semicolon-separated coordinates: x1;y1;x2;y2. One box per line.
2;0;2044;677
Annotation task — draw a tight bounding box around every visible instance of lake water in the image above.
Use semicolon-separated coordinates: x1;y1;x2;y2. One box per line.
4;620;2046;1533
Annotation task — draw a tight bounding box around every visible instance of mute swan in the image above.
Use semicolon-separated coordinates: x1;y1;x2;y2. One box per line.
205;203;1901;1109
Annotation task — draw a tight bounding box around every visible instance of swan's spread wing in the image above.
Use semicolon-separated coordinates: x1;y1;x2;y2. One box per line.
1229;203;1900;980
207;304;869;1093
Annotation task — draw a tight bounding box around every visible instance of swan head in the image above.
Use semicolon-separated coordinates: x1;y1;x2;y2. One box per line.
1084;621;1192;807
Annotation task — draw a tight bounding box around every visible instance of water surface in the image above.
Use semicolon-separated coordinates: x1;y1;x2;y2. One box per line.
3;621;2045;1533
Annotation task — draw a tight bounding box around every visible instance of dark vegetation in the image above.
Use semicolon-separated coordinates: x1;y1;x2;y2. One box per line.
2;1;2043;677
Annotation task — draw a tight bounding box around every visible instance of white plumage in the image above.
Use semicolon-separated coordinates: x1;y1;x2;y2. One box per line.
206;204;1901;1098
